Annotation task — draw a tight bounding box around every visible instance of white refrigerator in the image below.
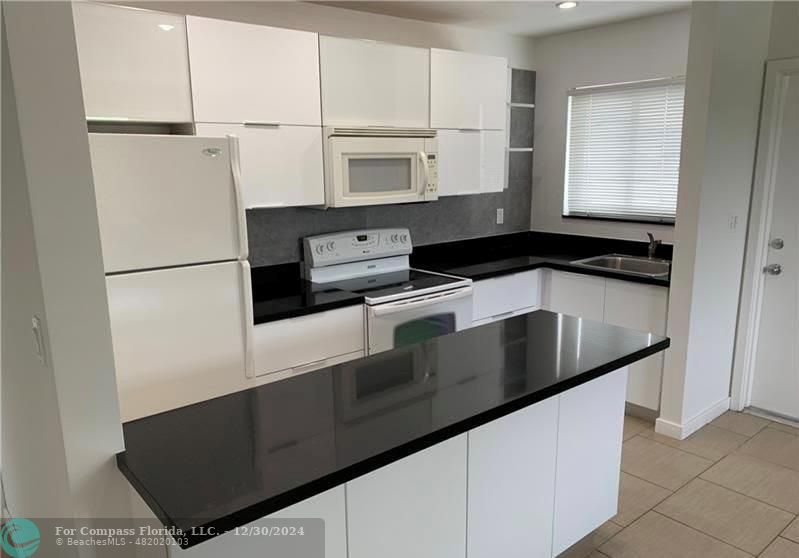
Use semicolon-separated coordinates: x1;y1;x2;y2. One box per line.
89;133;253;421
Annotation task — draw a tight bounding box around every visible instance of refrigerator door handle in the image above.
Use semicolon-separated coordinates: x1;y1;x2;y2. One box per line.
239;260;255;378
228;134;249;260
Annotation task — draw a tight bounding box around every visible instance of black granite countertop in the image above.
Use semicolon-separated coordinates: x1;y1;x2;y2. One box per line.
251;231;671;324
251;263;364;324
411;231;672;285
117;310;669;548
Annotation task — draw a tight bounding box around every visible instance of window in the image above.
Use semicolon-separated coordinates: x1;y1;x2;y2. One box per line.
563;77;685;223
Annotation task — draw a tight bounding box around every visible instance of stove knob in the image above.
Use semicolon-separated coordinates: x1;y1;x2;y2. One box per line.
391;234;398;243
400;234;409;243
315;244;324;255
326;241;336;251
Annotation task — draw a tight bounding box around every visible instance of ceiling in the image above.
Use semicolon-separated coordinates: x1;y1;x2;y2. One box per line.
314;1;690;37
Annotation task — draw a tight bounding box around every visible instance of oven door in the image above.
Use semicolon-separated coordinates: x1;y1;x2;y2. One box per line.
366;286;473;354
327;136;436;207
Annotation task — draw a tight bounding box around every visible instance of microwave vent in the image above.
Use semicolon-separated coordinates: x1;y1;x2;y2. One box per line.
328;127;437;138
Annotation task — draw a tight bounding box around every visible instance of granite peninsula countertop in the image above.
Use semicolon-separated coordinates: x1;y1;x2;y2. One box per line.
117;310;669;548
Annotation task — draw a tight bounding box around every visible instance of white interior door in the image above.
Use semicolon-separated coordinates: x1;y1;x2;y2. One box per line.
750;59;799;421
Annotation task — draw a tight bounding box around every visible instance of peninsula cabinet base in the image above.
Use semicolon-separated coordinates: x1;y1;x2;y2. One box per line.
170;367;628;558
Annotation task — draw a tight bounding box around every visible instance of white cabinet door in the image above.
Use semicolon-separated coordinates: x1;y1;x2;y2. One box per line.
73;3;192;122
107;261;253;421
346;435;467;558
436;130;481;196
186;16;320;126
252;306;364;378
553;368;627;555
89;134;245;273
170;487;347;558
195;123;324;208
472;270;540;324
467;396;559;558
480;129;506;193
542;270;606;322
437;130;506;196
604;280;668;411
430;49;507;130
320;36;430;127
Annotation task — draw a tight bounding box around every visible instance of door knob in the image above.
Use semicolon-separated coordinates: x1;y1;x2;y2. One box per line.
763;263;783;275
769;238;785;250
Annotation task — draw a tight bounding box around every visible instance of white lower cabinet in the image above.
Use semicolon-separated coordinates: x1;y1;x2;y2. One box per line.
166;371;629;558
467;397;559;558
252;305;365;378
472;270;540;326
542;269;669;412
194;123;324;208
541;270;606;322
553;368;627;555
603;280;669;410
169;487;347;558
346;435;468;558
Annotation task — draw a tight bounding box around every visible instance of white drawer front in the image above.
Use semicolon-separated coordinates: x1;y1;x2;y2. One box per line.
253;306;364;377
472;270;540;322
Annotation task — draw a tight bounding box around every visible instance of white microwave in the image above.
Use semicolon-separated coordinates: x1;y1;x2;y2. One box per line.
323;127;438;208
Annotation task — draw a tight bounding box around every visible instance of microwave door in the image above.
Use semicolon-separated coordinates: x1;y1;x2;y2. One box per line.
327;136;431;207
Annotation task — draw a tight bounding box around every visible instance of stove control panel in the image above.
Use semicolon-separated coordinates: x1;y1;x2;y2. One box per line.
304;228;412;268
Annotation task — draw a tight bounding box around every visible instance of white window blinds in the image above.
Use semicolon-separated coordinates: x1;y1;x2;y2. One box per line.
564;78;685;223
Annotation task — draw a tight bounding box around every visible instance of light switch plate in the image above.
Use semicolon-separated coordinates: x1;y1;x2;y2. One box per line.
496;208;504;224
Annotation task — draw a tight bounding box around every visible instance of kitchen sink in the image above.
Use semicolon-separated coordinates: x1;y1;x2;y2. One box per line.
571;254;671;278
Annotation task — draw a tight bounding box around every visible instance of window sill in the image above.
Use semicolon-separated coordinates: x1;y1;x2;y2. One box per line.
562;214;676;226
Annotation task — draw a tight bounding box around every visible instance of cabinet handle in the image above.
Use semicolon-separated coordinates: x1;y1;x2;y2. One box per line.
292;358;329;374
243;121;281;128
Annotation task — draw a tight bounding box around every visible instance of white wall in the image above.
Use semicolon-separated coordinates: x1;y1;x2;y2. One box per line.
530;10;691;243
115;0;536;69
3;2;138;550
657;1;774;439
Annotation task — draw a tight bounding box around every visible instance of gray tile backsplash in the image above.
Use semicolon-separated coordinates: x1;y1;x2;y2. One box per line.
509;106;535;149
247;69;536;267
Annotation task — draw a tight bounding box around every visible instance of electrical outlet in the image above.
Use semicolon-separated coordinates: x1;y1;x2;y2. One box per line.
496;208;504;225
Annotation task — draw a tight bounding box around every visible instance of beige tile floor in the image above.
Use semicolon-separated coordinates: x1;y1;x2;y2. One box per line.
558;411;799;558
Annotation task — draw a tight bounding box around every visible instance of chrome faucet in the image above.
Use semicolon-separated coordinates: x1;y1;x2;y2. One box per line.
647;232;662;259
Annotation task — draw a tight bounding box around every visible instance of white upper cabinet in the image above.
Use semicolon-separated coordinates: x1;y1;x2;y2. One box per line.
437;130;505;196
186;16;321;125
73;3;193;122
320;36;430;127
430;48;507;130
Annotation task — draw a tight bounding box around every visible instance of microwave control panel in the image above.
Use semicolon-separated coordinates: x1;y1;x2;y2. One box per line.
304;228;412;268
425;153;438;197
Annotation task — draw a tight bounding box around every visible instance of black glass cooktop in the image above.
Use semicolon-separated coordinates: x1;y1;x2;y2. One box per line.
324;269;465;301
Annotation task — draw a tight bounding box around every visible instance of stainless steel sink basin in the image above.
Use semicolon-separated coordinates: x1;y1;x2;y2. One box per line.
571;254;671;278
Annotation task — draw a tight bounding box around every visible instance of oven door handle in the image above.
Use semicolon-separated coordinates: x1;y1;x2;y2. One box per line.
371;286;473;316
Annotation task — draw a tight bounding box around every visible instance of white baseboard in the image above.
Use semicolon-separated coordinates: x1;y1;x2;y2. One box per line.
655;397;730;440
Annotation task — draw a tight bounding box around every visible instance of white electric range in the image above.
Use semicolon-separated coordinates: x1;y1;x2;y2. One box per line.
303;228;473;355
